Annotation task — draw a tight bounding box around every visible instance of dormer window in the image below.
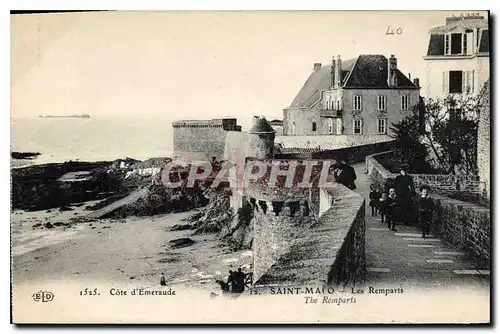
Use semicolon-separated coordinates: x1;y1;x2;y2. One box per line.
444;32;474;55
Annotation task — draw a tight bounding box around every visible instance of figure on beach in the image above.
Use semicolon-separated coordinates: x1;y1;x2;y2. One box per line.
222;268;248;295
235;268;246;293
227;270;238;293
160;273;166;286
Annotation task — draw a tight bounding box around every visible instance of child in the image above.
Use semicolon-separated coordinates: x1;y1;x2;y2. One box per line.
379;192;388;224
386;187;399;231
418;185;435;238
369;184;382;216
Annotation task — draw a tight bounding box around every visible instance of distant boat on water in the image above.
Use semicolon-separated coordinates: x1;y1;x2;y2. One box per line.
39;114;91;119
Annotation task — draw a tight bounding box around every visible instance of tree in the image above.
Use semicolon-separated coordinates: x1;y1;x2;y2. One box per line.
420;92;481;175
390;112;431;173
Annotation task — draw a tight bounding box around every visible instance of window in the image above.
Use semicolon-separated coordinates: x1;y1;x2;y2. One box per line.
335;99;340;111
451;33;462;54
445;33;467;55
336;118;343;134
328;119;333;134
291;121;296;135
377;95;386;111
449;71;463;93
312;121;317;132
465;31;473;54
462;70;475;94
331;101;334;110
353;118;363;134
401;95;409;110
377;118;387;134
445;34;450;55
443;70;474;94
353;95;362;110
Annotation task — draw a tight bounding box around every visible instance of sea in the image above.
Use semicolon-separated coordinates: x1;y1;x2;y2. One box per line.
11;118;174;168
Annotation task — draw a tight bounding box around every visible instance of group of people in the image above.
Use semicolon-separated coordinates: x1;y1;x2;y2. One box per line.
215;268;248;294
369;165;435;238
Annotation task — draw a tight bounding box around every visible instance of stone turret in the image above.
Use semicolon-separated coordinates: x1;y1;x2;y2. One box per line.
248;116;275;160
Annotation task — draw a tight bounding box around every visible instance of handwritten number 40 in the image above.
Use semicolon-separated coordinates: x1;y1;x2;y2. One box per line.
386;25;402;35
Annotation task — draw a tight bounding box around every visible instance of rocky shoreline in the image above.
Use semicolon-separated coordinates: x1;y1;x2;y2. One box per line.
11;157;253;251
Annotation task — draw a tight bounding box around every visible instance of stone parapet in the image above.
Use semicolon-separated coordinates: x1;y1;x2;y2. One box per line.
254;183;366;288
366;151;481;197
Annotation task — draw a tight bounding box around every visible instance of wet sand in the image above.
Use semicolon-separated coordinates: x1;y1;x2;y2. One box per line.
11;204;253;293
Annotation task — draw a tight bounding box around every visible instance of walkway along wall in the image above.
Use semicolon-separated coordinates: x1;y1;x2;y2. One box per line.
366;151;481;198
254;183;366;288
366;152;490;267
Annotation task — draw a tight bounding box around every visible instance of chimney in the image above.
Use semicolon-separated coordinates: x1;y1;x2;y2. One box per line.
413;78;420;88
313;63;322;71
408;73;411;81
334;55;342;89
330;56;335;88
387;54;398;87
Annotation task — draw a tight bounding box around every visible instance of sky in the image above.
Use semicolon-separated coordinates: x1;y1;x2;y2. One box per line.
10;11;487;130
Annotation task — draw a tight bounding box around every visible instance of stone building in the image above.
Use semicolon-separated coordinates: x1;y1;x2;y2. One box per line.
477;79;490;200
172;118;241;161
423;14;489;98
283;54;420;138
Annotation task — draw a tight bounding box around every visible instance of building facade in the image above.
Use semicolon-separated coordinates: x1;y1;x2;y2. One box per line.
283;55;420;137
423;14;489;98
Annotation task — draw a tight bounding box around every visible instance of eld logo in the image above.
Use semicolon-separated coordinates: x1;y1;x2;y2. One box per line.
32;291;54;303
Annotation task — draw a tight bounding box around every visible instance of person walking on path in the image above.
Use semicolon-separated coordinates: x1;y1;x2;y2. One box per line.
379;191;388;224
418;185;435;238
334;157;357;190
394;165;416;226
369;184;381;216
386;187;399;231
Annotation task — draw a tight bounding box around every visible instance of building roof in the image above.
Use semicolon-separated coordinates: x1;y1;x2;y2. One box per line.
427;34;445;56
426;28;490;56
429;17;488;34
343;55;415;89
288;55;417;109
479;29;490;53
289;58;356;109
426;16;489;56
249;117;275;133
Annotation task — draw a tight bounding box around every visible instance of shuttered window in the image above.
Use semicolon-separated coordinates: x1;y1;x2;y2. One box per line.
443;71;450;94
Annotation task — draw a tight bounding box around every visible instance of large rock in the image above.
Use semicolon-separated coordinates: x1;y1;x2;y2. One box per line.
169;238;195;249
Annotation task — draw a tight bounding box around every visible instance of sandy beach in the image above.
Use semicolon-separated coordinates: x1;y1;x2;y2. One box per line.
11;203;253;293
